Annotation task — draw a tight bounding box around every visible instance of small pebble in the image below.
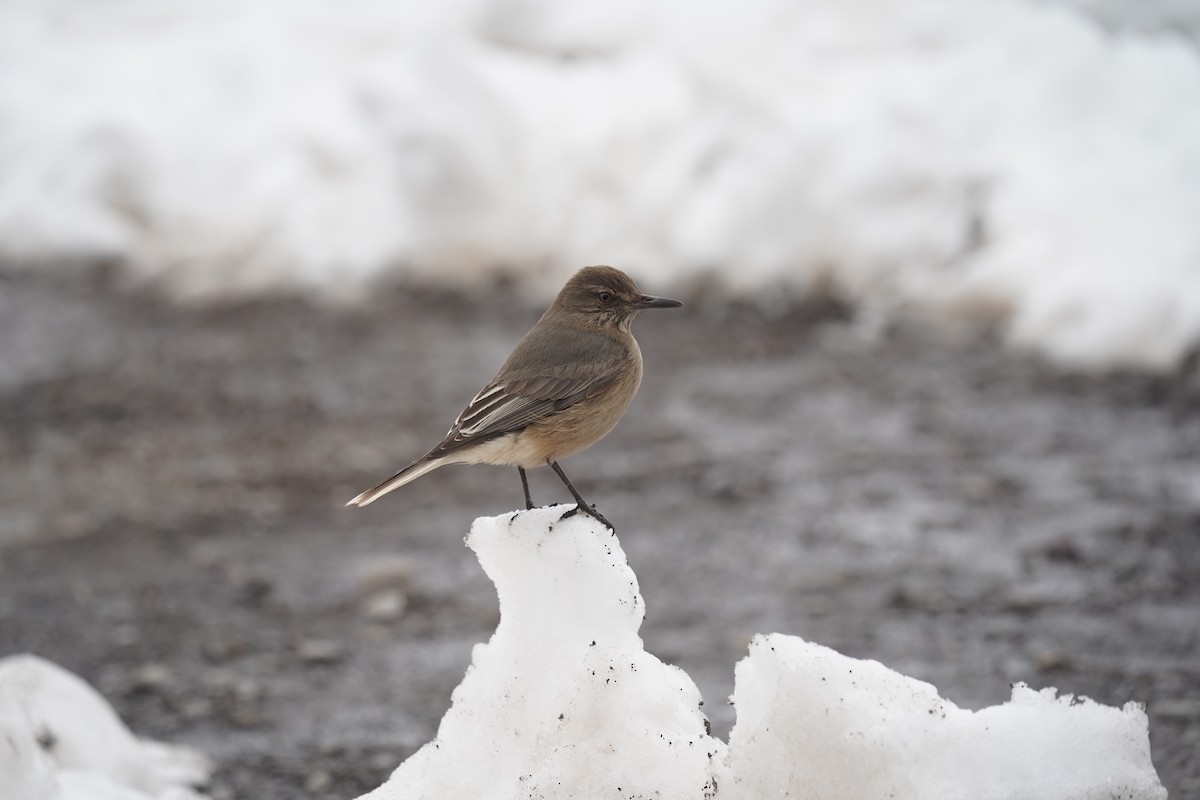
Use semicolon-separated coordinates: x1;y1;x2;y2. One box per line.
299;639;345;664
362;589;407;622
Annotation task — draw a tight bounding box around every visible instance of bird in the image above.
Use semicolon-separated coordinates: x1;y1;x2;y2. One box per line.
346;265;682;529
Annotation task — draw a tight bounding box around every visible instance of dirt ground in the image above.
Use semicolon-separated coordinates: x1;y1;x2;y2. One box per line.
1;269;1197;799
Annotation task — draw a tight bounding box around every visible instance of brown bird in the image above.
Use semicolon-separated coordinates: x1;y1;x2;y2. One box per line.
346;265;682;528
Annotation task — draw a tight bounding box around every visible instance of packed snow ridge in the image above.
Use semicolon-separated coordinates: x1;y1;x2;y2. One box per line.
358;506;1165;800
3;0;1200;369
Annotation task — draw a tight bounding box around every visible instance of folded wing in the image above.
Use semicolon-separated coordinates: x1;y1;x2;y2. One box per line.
431;328;627;458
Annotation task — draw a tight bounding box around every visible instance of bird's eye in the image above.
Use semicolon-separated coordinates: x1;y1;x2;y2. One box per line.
597;291;614;304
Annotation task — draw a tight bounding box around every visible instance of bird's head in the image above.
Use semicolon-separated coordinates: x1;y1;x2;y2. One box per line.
553;265;683;330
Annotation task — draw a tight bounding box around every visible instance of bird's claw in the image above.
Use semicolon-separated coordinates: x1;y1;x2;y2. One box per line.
558;503;614;531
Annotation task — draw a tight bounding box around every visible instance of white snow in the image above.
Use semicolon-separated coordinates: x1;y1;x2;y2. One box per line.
359;507;1166;800
357;505;727;800
728;635;1165;800
2;0;1200;369
0;655;209;800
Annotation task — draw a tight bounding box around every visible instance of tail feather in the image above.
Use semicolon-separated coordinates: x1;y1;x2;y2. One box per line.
346;457;447;507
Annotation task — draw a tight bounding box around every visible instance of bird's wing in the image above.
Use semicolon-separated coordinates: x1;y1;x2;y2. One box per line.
429;328;628;457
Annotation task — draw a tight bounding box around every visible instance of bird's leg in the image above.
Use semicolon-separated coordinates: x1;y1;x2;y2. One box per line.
549;461;613;530
518;467;534;510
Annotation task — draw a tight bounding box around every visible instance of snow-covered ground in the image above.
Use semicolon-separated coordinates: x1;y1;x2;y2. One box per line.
2;0;1200;369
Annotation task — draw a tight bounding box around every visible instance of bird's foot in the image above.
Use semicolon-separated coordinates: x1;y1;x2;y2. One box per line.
559;503;614;531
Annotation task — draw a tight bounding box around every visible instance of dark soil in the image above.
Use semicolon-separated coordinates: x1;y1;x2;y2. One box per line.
1;270;1197;799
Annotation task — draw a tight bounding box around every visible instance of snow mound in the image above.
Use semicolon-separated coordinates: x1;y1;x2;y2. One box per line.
2;0;1200;369
359;507;1166;800
727;634;1166;800
358;505;727;800
0;655;209;800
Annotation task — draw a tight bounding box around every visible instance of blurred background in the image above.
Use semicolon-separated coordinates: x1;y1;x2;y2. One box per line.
1;0;1198;797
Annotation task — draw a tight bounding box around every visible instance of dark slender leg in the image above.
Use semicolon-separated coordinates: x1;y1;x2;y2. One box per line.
518;467;534;510
549;461;613;530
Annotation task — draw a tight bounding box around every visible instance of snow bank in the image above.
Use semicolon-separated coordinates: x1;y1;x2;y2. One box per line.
2;0;1200;369
0;655;208;800
359;508;1166;799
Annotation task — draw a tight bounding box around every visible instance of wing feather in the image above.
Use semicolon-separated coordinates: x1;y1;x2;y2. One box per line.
429;327;628;458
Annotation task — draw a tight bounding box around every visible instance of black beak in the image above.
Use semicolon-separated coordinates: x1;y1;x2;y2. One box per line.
633;294;684;310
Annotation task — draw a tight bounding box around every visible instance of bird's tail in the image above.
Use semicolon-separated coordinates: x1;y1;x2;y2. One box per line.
346;456;447;508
